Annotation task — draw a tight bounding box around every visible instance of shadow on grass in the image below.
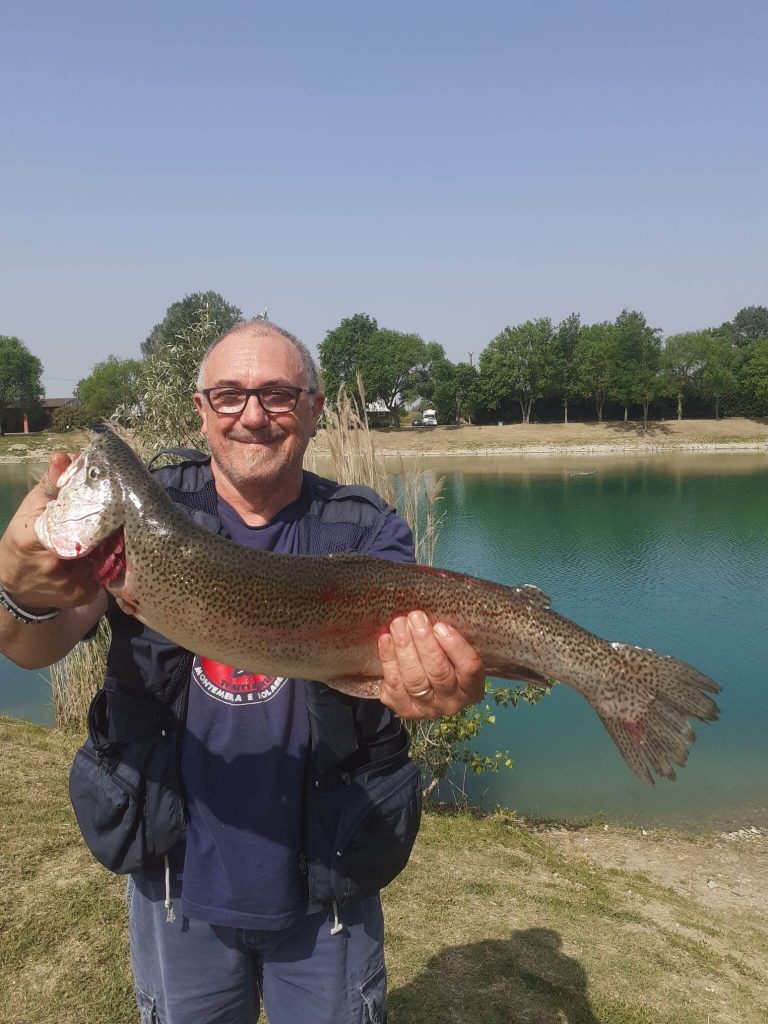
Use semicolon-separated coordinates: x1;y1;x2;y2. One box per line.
390;928;600;1023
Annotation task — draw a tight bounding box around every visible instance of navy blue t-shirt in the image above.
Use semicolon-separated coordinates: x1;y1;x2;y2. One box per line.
179;487;414;930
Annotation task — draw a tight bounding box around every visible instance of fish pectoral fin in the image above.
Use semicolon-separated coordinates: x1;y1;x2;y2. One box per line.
326;676;383;699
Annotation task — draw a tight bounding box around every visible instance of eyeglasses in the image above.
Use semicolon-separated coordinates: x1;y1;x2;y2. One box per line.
201;386;317;415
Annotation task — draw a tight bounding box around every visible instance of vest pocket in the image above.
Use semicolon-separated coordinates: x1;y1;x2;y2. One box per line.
333;758;422;904
68;688;162;874
308;752;422;906
69;743;148;873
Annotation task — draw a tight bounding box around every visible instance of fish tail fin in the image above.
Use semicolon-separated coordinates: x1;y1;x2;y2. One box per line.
586;643;720;785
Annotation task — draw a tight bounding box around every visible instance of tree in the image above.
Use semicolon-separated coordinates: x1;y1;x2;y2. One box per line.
76;355;143;422
551;313;581;424
318;313;379;399
135;304;223;449
479;319;555;423
612;310;662;423
359;330;440;427
662;332;708;420
727;305;768;348
142;291;243;357
573;322;617;422
429;360;479;424
0;336;44;436
700;332;738;419
740;339;768;412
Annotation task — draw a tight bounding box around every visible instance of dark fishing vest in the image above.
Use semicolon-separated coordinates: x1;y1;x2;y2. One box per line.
68;453;422;908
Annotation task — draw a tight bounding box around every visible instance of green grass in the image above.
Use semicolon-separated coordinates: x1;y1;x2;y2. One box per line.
1;717;766;1024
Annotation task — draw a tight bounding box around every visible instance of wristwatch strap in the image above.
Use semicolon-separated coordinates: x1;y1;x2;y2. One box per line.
0;585;60;625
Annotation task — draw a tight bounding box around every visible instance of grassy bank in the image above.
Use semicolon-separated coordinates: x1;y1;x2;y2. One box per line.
1;717;765;1024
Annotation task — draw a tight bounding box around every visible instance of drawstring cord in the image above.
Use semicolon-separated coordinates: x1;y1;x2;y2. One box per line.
164;854;176;923
330;900;343;936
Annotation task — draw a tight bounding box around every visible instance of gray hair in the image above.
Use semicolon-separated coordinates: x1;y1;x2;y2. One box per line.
195;318;321;393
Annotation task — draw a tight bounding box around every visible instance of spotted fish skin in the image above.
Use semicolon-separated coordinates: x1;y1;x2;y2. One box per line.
35;429;721;785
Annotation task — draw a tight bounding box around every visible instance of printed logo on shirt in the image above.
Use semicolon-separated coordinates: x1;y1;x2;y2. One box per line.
191;656;287;705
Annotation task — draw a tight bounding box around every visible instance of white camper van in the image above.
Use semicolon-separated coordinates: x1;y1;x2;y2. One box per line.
422;409;438;426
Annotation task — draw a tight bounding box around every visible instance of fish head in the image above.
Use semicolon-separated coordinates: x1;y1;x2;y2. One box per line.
35;439;124;559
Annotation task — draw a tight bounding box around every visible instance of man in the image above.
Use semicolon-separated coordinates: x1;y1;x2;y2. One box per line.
0;320;485;1023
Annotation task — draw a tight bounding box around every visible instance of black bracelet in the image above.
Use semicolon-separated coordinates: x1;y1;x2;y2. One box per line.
0;585;60;625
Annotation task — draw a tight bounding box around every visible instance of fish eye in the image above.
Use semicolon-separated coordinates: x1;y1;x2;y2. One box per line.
88;466;101;480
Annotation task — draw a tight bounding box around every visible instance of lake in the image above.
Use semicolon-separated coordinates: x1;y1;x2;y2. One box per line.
1;453;766;830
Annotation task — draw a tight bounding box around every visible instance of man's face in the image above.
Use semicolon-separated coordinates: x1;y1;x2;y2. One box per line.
193;329;324;493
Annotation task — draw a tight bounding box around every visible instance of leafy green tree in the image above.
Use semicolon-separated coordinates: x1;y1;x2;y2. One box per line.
142;291;243;357
318;313;379;399
740;339;768;411
727;305;768;348
662;332;709;420
479;319;555;423
429;360;479;424
76;355;143;422
700;332;739;419
0;336;44;436
551;313;581;424
573;321;617;422
612;309;662;423
359;330;440;427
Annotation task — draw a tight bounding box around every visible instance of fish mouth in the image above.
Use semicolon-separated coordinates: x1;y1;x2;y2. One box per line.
36;505;109;558
87;528;126;587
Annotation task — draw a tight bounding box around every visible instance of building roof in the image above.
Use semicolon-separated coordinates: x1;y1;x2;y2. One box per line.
41;397;78;408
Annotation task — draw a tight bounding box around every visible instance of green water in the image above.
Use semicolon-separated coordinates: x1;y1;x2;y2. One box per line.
431;454;768;830
1;454;766;828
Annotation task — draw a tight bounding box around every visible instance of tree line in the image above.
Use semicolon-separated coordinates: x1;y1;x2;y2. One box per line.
319;305;768;427
3;295;768;436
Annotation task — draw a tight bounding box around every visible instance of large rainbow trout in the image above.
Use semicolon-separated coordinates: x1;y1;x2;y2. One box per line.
36;429;720;785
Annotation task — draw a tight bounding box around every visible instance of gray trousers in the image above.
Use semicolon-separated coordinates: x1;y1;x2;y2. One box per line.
127;877;387;1024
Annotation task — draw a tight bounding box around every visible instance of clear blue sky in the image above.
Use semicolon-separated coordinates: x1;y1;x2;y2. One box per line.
2;1;766;394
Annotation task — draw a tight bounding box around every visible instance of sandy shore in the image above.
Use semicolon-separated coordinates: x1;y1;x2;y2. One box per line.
313;417;768;459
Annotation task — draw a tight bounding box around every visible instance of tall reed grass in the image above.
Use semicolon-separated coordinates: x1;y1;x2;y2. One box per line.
50;619;111;730
311;378;445;567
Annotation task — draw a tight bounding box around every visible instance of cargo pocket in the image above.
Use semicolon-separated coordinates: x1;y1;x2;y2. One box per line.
135;986;159;1024
360;959;387;1024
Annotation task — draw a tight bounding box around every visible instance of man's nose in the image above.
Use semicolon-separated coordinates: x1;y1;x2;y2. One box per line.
239;394;269;427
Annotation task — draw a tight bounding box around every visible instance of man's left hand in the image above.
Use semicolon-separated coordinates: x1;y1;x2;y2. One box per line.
377;611;485;719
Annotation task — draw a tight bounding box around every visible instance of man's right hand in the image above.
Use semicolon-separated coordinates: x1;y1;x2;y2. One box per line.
0;451;101;611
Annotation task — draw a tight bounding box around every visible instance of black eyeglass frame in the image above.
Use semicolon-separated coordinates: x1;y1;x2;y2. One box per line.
201;386;318;415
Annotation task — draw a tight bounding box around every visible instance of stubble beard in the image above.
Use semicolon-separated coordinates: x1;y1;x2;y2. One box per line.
210;433;307;497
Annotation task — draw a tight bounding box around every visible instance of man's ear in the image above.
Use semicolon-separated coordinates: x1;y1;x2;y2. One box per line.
192;393;207;429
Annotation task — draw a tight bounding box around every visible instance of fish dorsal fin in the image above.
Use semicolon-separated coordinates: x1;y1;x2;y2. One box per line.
517;584;552;609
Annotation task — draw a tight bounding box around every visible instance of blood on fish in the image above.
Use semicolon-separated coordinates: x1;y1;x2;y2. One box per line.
88;529;127;586
75;542;82;554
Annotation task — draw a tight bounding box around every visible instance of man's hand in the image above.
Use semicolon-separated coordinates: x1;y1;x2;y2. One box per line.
0;451;101;611
377;611;485;719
